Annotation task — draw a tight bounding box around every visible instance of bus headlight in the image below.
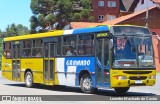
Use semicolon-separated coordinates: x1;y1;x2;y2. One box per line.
114;76;127;80
149;75;156;79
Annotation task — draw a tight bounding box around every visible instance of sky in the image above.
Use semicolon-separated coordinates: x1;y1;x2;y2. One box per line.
0;0;32;31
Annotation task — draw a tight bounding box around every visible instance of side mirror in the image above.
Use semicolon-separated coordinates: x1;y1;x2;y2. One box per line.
151;32;157;35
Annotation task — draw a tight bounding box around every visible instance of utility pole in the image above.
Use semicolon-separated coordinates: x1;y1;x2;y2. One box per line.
146;0;149;27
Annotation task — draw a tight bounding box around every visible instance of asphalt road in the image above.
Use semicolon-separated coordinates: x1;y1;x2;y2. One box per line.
0;70;160;104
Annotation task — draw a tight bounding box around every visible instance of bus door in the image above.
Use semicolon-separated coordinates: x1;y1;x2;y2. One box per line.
96;38;110;88
44;42;55;84
12;43;22;81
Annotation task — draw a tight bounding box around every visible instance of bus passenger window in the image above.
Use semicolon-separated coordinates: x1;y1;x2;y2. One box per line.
3;42;11;58
56;37;61;56
66;46;74;56
62;36;77;56
32;39;43;57
33;48;42;57
78;34;94;55
22;40;32;57
78;46;85;55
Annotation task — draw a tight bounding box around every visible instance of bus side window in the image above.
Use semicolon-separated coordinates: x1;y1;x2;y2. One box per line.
78;34;94;55
22;40;32;57
3;42;11;58
62;36;77;56
56;37;62;56
32;39;43;57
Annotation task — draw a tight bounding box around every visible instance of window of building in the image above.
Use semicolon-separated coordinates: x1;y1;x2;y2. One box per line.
107;1;116;7
98;15;104;21
107;15;116;20
62;36;77;56
141;0;144;4
98;1;104;7
32;39;43;57
3;42;11;58
78;34;94;55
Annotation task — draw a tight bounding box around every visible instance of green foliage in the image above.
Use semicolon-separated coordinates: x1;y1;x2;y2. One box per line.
30;0;93;32
2;24;30;37
72;13;82;22
81;9;90;18
30;15;39;33
80;0;91;9
88;16;95;22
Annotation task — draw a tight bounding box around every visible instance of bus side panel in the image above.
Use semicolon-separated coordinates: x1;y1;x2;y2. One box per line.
55;57;96;87
21;58;43;83
1;56;12;80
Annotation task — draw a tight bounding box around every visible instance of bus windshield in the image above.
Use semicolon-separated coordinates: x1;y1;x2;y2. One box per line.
112;26;154;68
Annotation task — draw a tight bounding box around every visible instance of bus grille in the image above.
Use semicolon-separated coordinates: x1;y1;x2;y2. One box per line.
123;71;152;74
129;76;147;80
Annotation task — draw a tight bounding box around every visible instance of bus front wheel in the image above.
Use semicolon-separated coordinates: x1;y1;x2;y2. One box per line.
80;74;96;94
114;87;130;94
25;71;34;88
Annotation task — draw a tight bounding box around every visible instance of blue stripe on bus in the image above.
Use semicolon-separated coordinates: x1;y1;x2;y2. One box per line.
72;26;109;34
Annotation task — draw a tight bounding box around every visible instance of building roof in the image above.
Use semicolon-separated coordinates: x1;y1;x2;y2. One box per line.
70;22;100;29
153;0;160;3
103;6;157;25
121;0;139;12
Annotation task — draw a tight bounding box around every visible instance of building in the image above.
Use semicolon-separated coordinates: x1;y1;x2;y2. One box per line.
71;6;160;29
70;6;160;71
91;0;120;22
120;0;139;16
134;0;160;12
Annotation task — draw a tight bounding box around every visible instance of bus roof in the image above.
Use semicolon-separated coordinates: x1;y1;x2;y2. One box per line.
64;25;109;35
4;26;109;42
109;24;149;28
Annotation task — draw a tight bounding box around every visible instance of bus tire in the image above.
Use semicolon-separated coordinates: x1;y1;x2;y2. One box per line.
25;71;34;88
114;87;130;94
80;74;95;94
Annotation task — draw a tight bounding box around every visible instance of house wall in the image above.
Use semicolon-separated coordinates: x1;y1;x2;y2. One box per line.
118;8;160;29
91;0;120;22
134;0;158;12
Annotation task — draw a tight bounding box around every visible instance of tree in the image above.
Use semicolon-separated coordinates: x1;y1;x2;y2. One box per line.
30;0;93;32
16;24;30;36
30;0;56;33
3;24;29;37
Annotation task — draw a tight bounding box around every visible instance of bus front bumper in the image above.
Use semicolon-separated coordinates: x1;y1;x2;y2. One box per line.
111;78;156;88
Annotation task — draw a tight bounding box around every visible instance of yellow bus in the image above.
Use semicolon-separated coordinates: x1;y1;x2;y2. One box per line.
1;25;156;94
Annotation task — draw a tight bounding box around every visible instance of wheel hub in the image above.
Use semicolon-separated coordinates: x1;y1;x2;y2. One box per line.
26;74;32;86
83;77;92;90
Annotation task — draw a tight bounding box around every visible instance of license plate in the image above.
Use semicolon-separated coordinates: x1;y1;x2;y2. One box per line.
135;80;142;84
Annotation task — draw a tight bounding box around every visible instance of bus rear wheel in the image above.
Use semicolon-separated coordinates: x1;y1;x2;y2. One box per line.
114;87;130;94
80;74;96;94
25;71;34;88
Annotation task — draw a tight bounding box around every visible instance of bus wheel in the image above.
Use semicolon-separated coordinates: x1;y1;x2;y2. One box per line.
80;74;95;94
114;87;130;94
25;71;34;88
